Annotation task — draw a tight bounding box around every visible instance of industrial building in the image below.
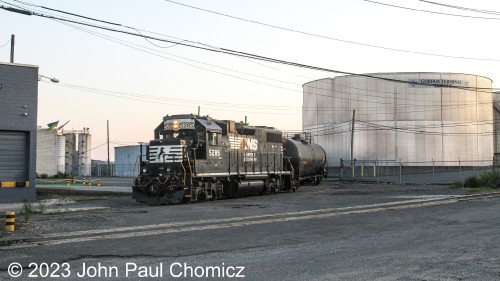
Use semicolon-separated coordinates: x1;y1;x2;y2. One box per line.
36;127;92;177
303;72;494;167
0;62;38;203
114;145;148;177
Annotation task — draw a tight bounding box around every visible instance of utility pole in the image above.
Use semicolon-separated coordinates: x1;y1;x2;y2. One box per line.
107;120;110;176
10;34;14;63
350;109;355;166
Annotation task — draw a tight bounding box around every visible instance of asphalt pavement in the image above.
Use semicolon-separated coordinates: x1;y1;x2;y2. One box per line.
0;181;499;280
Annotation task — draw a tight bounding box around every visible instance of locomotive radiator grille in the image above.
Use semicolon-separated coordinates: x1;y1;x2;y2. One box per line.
149;145;185;163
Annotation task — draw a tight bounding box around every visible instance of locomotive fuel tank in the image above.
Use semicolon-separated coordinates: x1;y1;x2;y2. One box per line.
282;138;327;183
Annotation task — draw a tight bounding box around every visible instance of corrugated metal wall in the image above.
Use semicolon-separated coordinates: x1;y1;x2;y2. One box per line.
36;128;58;176
303;73;494;167
114;145;148;177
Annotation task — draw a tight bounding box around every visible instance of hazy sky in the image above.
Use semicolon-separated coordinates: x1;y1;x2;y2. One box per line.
1;0;499;160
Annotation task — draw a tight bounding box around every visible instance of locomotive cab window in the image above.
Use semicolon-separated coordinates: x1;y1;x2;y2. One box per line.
208;132;219;146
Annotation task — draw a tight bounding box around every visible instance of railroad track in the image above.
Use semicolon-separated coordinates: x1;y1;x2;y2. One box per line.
2;191;500;250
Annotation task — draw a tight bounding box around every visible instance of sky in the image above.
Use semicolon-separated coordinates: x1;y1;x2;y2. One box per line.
1;0;500;161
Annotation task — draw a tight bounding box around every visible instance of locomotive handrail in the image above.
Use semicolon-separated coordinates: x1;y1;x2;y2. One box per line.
181;147;186;186
287;158;295;180
185;149;193;187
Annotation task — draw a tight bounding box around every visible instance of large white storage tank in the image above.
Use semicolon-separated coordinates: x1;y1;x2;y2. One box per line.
303;72;494;167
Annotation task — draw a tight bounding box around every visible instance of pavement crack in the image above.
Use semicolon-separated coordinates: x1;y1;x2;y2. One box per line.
62;254;166;263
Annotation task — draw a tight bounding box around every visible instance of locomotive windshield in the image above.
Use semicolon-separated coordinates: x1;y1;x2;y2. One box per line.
162;130;195;140
160;118;196;140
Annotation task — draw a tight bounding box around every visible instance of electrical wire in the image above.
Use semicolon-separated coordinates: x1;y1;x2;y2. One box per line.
6;1;500;127
0;38;11;48
31;5;500;112
54;19;301;90
47;17;500;115
163;0;500;62
3;2;500;91
41;81;301;116
415;0;500;16
361;0;500;20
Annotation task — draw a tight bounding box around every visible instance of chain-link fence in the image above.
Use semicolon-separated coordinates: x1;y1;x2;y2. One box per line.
92;164;140;177
337;159;497;185
40;164;141;178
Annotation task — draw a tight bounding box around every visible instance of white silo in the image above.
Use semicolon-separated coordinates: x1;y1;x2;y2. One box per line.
78;129;92;176
64;133;77;175
56;134;66;174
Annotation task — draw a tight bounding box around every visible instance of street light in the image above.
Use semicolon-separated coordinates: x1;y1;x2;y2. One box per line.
38;74;59;83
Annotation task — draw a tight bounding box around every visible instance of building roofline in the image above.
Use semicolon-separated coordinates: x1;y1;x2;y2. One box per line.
303;72;493;87
0;61;39;69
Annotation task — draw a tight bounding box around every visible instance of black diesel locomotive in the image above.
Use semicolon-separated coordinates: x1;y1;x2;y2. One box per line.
132;114;327;204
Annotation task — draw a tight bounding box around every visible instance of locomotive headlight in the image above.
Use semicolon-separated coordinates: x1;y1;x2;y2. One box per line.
172;120;179;129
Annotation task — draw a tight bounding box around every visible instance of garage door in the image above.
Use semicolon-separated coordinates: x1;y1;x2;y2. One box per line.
0;131;28;181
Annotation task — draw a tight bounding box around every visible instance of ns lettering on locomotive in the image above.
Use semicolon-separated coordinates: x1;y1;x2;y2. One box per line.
132;114;327;204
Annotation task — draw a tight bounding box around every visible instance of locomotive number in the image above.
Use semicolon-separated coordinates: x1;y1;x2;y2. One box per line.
179;122;195;129
209;149;221;157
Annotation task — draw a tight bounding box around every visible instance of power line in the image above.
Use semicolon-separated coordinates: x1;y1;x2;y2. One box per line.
43;19;500;116
54;19;301;91
0;38;11;48
163;0;500;62
7;0;500;65
3;2;500;91
308;119;500;137
361;0;500;21
63;15;500;110
42;81;301;116
415;0;500;16
51;16;500;115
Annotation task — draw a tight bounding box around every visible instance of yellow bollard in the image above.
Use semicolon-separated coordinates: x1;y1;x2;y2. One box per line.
66;179;70;187
6;211;15;232
97;179;101;187
83;178;86;185
88;178;92;186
